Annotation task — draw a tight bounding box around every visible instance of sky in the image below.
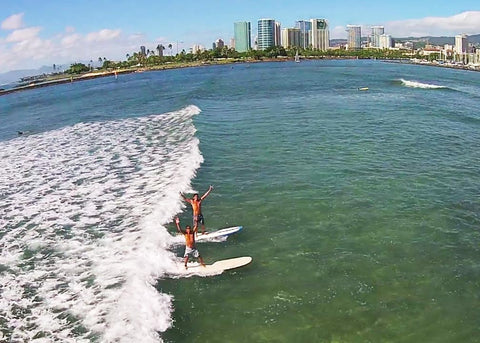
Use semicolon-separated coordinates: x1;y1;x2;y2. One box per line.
1;0;480;73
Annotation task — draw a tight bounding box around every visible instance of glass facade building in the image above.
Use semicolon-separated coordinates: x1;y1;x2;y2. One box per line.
234;22;251;52
258;19;275;50
295;20;311;49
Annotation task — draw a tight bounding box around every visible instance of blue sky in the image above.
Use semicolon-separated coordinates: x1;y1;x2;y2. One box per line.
1;0;480;73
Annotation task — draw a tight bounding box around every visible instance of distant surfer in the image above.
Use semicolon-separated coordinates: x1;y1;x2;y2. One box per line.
175;217;205;269
181;185;213;234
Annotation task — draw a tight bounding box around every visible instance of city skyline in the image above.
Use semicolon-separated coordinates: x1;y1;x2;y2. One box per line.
1;0;480;73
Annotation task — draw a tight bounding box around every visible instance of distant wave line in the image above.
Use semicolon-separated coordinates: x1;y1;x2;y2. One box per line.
398;78;447;89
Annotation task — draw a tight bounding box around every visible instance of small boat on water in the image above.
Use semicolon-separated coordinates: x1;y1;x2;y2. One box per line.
358;87;369;91
295;50;300;63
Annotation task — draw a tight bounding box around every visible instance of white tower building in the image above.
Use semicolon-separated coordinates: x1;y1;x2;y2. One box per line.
310;19;329;51
370;26;384;48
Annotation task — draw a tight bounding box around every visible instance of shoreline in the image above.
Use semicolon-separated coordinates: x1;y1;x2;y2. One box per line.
1;57;479;97
384;58;480;72
0;60;236;96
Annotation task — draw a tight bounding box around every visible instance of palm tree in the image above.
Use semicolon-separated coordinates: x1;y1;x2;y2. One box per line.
168;43;173;56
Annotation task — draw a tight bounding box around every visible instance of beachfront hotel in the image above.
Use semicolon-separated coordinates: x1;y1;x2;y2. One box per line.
310;19;330;50
454;34;470;63
455;34;468;54
370;26;385;48
234;22;252;52
257;19;276;50
281;28;302;49
346;25;362;50
379;34;393;49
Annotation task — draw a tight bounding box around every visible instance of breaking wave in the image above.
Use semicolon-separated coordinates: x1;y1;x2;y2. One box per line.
0;105;202;342
398;78;447;89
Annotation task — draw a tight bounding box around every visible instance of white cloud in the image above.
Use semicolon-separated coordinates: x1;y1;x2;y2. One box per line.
1;13;24;30
330;25;347;39
6;27;41;42
386;11;480;37
61;33;82;48
85;29;121;42
0;25;148;73
332;11;480;39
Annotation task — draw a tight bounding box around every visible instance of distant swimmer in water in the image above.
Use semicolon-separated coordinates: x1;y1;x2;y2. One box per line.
174;217;205;269
17;130;31;135
181;185;213;235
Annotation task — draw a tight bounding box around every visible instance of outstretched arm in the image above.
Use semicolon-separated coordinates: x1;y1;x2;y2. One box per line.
174;217;183;234
180;192;192;204
201;185;213;200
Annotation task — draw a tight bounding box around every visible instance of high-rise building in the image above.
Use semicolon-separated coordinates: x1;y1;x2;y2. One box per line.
281;28;301;49
455;34;468;54
258;19;276;50
346;25;361;50
310;19;329;51
274;22;282;46
295;20;311;49
234;22;251;52
455;34;469;63
370;26;384;48
379;34;392;49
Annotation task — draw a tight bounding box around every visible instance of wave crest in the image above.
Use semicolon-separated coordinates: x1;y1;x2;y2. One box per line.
0;105;202;342
399;78;446;89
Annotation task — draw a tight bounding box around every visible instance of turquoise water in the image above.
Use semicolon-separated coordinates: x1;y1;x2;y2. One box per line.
1;60;480;342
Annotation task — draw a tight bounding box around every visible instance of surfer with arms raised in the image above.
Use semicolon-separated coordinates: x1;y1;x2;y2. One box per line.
181;185;213;234
175;217;205;269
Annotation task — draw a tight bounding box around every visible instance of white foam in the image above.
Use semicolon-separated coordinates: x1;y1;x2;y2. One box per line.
0;105;203;342
399;78;446;89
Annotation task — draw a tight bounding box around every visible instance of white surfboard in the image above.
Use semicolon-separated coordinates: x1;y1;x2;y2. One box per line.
172;226;243;244
196;226;243;241
170;256;252;277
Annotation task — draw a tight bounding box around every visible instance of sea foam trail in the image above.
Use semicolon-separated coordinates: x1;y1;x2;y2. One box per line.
399;78;447;89
0;105;203;342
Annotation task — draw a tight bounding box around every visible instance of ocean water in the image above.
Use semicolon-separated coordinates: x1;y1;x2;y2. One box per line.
1;60;480;342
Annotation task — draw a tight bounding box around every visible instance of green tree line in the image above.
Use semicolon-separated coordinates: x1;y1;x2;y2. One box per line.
64;46;416;74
